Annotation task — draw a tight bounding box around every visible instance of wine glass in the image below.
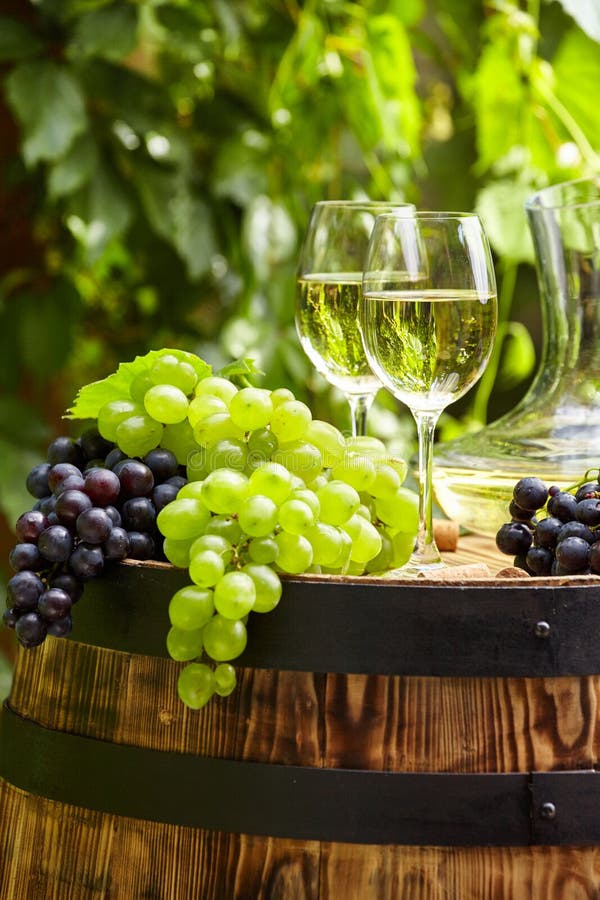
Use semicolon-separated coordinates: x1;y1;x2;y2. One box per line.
360;212;497;575
295;200;414;436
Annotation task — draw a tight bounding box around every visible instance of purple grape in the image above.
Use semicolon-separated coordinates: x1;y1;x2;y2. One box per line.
2;608;18;629
83;468;120;506
121;497;156;532
105;448;127;470
55;489;93;526
590;542;600;574
48;463;83;493
533;517;562;549
509;500;534;522
49;573;83;603
38;525;74;563
104;527;130;560
165;475;187;490
83;459;105;472
7;571;44;611
76;508;113;544
575;482;600;502
525;546;554;575
152;482;179;512
15;510;49;543
78;427;113;462
555;536;590;572
9;543;44;572
512;477;548;512
127;531;155;560
37;588;72;621
53;474;86;496
26;463;51;499
46;615;73;638
547;491;578;523
69;543;104;578
557;521;594;544
47;436;85;468
117;460;154;497
496;521;533;556
15;611;47;648
576;498;600;527
38;495;56;516
143;448;178;481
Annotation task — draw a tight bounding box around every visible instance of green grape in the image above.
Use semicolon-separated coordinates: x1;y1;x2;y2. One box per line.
190;534;233;564
365;531;394;573
205;515;243;544
166;625;204;661
306;523;343;566
195;376;238;405
229;387;273;431
356;504;372;520
214;571;256;619
238;494;278;537
144;384;189;424
203;614;247;661
247;462;293;505
305;420;346;467
186;447;208;482
306;474;329;492
247;428;279;469
278;498;315;535
290;488;320;517
317;480;360;526
375;487;419;531
214;663;237;697
206;438;248;472
370;463;402;498
150;354;198;394
323;529;353;572
392;530;415;567
274;532;313;573
345;436;387;455
247;535;279;564
242;564;282;613
270;400;312;442
177;481;205;500
188;394;228;427
193;413;244;446
129;372;155;403
346;560;366;576
169;585;215;630
177;663;215;709
157;498;211;540
342;514;383;564
98;400;144;441
388;456;408;482
163;537;194;567
331;453;376;491
270;387;295;407
272;441;322;480
116;415;163;457
201;469;248;514
161;420;198;465
189;549;226;587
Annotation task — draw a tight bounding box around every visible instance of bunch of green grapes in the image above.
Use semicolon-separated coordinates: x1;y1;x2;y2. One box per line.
97;360;419;710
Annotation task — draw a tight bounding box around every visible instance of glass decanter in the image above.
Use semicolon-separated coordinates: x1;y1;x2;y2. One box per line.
433;177;600;536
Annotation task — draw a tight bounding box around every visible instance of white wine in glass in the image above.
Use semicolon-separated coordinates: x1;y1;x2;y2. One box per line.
361;212;497;574
295;201;414;436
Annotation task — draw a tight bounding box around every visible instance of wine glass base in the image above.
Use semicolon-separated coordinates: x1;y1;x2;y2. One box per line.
381;551;445;580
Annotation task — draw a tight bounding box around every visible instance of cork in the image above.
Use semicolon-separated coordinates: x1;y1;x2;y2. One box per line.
433;518;459;551
422;563;491;581
496;566;530;578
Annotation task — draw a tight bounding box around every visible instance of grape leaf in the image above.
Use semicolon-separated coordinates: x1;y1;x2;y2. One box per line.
475;180;535;263
66;349;211;419
218;357;264;380
0;17;43;60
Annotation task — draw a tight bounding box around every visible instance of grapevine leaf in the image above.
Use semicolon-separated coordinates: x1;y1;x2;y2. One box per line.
497;322;536;389
475;180;535;263
217;357;264;380
0;17;43;60
66;349;211;420
48;132;99;199
68;3;139;61
5;60;87;166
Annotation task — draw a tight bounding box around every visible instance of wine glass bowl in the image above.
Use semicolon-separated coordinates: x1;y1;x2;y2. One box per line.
295;200;414;436
360;212;497;574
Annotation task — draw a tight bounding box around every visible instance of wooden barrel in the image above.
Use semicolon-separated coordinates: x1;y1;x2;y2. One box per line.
2;548;600;899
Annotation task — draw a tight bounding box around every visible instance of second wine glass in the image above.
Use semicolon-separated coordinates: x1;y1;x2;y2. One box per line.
295;200;414;436
360;212;497;575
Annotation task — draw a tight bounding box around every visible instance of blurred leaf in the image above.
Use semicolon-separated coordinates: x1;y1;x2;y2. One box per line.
471;41;527;171
0;17;43;60
170;189;218;282
0;653;13;702
67;349;211;419
555;0;600;43
67;162;133;258
475;180;535;263
0;399;50;524
242;196;296;281
554;29;600;148
68;3;139;61
17;283;81;379
497;321;536;388
213;139;269;206
5;61;87;167
48;133;99;199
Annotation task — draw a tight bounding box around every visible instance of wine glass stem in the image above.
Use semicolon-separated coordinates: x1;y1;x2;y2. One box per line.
347;394;374;437
413;409;442;565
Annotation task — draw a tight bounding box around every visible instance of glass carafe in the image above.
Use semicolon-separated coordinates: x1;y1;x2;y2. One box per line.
433;177;600;535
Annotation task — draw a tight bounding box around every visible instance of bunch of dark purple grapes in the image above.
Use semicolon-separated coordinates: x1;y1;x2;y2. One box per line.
4;429;187;649
496;474;600;576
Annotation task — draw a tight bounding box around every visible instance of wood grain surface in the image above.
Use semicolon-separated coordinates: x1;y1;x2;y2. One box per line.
2;535;600;898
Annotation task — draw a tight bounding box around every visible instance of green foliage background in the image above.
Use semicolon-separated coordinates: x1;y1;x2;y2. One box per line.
0;0;599;573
